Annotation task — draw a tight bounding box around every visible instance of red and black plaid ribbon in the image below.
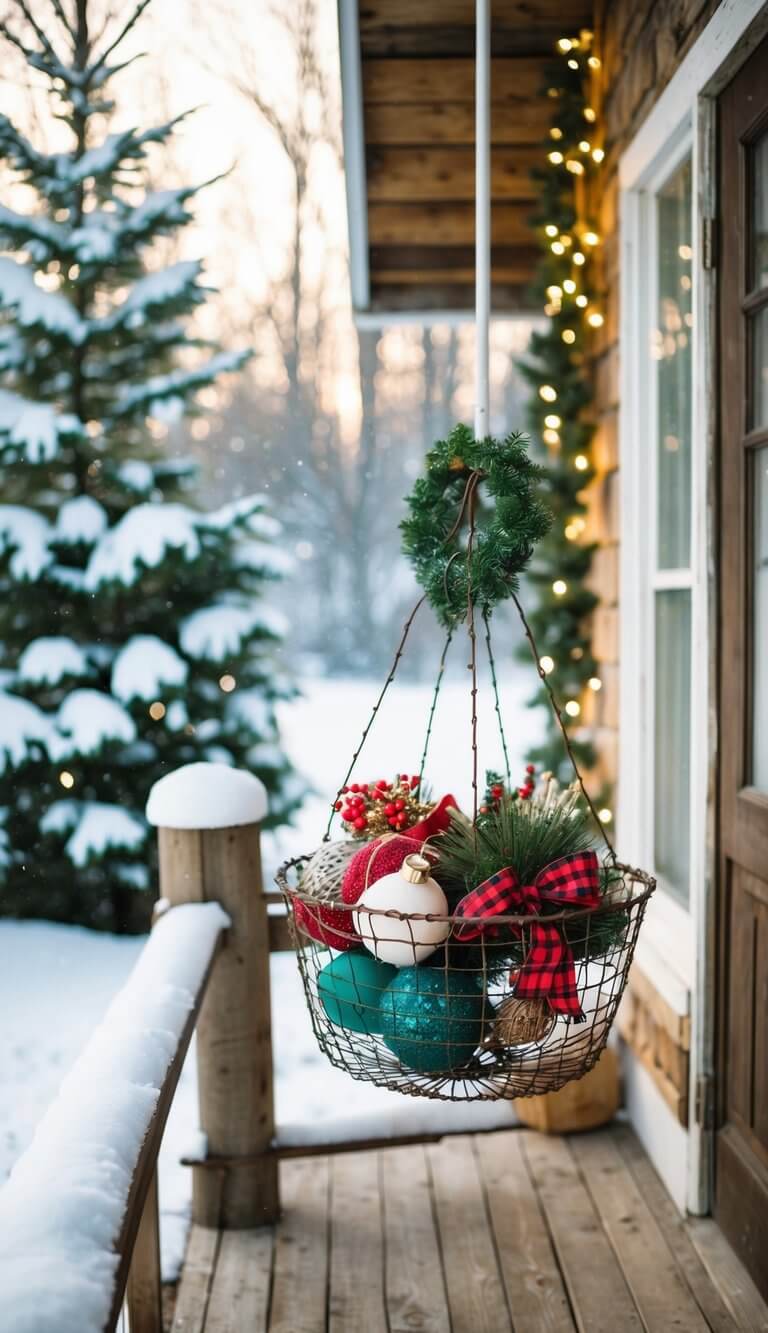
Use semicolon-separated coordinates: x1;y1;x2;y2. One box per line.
453;851;601;1020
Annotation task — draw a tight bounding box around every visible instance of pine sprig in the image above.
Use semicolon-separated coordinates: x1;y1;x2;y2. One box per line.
400;425;551;629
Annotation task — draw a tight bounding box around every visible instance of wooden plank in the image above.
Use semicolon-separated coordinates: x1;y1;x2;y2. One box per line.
427;1136;511;1332
205;1229;272;1333
368;283;536;314
571;1132;708;1332
476;1131;575;1332
269;1156;330;1333
126;1166;162;1333
362;57;542;105
369;242;537;272
368;202;531;247
687;1217;768;1333
626;964;691;1049
382;1144;450;1333
613;1127;740;1333
522;1132;642;1333
367;146;538;202
171;1226;220;1333
372;265;534;285
364;100;549;146
328;1151;387;1333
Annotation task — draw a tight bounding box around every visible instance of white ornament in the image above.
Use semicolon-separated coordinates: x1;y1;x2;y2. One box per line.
353;853;450;966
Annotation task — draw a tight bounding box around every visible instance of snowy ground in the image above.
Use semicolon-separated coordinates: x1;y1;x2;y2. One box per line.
0;672;541;1280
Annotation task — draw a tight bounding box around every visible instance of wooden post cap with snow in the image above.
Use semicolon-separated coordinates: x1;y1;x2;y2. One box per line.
146;762;278;1228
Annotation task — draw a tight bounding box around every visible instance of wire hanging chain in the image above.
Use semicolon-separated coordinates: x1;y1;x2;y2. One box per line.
418;629;454;786
511;588;618;863
483;610;511;788
464;471;482;832
323;593;427;840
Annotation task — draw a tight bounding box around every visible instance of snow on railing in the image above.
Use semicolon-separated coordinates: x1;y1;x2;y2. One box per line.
0;901;229;1333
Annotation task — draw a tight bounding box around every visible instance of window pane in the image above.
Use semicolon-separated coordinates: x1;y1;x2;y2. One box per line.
654;588;691;903
754;448;768;789
751;305;768;432
752;130;768;290
655;156;693;570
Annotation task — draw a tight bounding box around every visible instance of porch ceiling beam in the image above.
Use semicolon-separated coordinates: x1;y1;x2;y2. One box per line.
364;100;551;147
368;202;533;247
366;145;539;203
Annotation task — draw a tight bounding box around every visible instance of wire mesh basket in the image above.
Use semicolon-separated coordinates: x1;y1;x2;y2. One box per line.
278;854;654;1102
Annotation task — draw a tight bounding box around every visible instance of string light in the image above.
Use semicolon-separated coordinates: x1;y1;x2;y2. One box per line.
550;128;563;141
574;454;589;471
557;37;573;52
149;701;166;720
544;414;561;428
560;234;572;248
539;385;557;402
548;150;564;165
543;429;560;445
584;107;596;122
583;230;600;246
588;677;602;691
563;279;576;294
540;655;555;674
546;285;562;299
587;311;604;328
579;140;591;152
544;225;559;237
575;294;588;307
565;700;581;717
592;147;604;163
553;579;568;596
562;329;576;344
567;58;579;70
551;241;565;255
573;250;586;265
566;159;584;175
599;808;613;824
59;770;75;789
588;55;601;69
219;674;236;692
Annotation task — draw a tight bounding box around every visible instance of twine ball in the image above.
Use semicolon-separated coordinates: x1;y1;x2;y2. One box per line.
317;950;396;1034
300;840;358;902
341;834;425;905
491;995;555;1048
379;967;484;1074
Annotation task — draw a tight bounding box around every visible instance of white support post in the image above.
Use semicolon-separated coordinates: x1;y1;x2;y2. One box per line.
474;0;491;440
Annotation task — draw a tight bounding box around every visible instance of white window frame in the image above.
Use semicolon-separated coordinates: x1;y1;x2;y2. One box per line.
618;0;768;1215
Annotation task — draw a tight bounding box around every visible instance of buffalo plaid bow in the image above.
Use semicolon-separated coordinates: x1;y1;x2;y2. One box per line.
453;851;601;1020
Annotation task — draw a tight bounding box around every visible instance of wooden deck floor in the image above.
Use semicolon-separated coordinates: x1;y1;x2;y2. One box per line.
169;1124;768;1333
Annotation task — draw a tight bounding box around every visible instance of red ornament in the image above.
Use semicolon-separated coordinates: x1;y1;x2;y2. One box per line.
293;899;357;951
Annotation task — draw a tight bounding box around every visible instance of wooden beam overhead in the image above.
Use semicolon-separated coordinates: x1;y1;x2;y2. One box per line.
368;202;534;247
367;145;539;202
368;283;538;314
358;2;594;58
364;100;551;147
362;57;543;104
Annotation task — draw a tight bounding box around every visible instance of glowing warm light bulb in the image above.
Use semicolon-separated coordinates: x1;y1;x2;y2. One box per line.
562;329;576;344
588;55;602;69
566;159;584;175
564;522;580;540
149;701;166;720
219;674;236;692
544;414;561;429
574;454;589;471
592;147;605;162
563;279;577;294
59;770;75;789
565;700;581;717
587;311;604;328
575;294;588;307
557;37;573;52
539;385;557;402
543;429;560;445
550;128;563;141
546;285;563;299
545;224;559;237
599;808;613;824
579;140;591;152
551;241;565;255
567;58;579;69
548;150;564;165
589;677;602;691
584;230;600;246
573;251;586;265
584;107;597;123
560;234;573;247
553;579;568;596
540;655;555;674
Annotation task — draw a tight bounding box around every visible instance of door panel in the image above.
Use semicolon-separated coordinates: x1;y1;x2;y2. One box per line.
717;33;768;1301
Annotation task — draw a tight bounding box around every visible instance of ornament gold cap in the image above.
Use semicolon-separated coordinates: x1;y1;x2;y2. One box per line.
401;853;432;884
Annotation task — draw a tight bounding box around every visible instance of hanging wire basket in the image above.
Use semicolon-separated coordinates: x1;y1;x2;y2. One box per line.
277;432;656;1102
278;855;653;1101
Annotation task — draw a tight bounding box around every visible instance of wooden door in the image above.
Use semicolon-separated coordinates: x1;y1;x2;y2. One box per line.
717;33;768;1301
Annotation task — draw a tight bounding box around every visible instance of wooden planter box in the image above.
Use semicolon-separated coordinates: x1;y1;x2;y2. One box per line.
514;1047;619;1134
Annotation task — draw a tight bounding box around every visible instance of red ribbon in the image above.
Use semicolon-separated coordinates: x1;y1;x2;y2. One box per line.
453;850;601;1020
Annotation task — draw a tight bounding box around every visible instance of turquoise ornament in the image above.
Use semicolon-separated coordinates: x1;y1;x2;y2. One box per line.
379;967;485;1073
317;950;396;1034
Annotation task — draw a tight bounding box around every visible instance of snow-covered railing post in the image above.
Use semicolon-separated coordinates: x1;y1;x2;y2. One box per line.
146;762;278;1228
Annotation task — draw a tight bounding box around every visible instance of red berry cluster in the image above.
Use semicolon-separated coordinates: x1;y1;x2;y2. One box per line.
518;763;536;800
479;764;536;815
334;774;431;839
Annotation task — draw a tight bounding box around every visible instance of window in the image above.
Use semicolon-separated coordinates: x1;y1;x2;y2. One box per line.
651;154;693;904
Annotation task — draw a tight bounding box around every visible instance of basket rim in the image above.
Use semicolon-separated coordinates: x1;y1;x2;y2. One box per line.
275;852;656;926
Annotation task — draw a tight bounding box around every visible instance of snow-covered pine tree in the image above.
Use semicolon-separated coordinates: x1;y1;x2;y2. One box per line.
0;1;301;930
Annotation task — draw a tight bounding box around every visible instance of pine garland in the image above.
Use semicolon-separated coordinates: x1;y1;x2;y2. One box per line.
516;32;609;798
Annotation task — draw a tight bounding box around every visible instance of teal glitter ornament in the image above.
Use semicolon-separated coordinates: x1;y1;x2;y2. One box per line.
317;951;396;1034
379;967;485;1074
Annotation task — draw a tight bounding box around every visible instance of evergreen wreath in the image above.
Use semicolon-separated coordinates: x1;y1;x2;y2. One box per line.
400;424;551;629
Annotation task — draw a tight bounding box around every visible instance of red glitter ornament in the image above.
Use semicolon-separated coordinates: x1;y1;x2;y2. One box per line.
293;898;357;951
